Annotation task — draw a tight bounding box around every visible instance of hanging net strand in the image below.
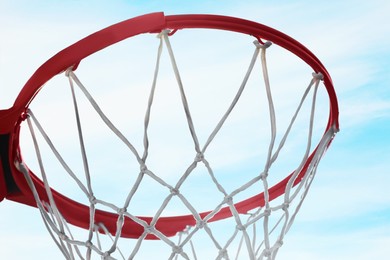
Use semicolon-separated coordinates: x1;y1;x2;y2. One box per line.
7;13;339;260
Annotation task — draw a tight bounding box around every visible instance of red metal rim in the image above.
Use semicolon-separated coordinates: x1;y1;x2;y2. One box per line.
0;12;339;238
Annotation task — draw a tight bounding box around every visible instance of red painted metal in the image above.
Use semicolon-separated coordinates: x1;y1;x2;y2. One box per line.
0;12;339;239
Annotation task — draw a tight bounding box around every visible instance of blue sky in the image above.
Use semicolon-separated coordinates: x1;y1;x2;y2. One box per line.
1;0;389;259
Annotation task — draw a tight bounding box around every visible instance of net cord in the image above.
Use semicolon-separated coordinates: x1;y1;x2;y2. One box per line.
15;28;336;259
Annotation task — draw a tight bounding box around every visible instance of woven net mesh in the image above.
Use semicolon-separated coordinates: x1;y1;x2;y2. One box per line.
16;29;336;260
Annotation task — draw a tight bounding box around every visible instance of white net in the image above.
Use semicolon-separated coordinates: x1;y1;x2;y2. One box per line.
16;29;337;260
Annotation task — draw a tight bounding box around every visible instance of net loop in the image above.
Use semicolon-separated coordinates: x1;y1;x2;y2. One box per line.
158;29;172;39
312;72;324;80
65;67;72;77
254;40;272;49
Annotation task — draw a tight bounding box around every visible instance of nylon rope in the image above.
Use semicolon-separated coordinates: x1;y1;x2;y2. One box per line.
17;28;337;259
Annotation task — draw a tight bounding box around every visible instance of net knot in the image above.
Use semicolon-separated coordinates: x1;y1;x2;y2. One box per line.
140;164;148;173
218;249;228;258
88;195;96;205
236;224;246;231
102;252;113;260
224;196;233;205
170;188;180;196
194;152;204;162
263;248;271;257
59;232;68;241
312;72;324;81
275;239;284;248
196;220;206;229
254;40;272;49
85;240;93;248
260;172;268;181
144;225;156;234
117;207;127;215
282;202;289;211
264;208;271;217
172;245;183;255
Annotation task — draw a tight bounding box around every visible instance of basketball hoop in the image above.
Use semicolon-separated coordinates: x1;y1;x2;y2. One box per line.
0;12;339;259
